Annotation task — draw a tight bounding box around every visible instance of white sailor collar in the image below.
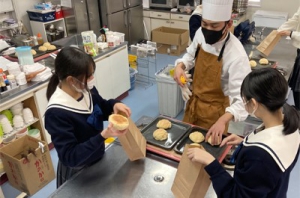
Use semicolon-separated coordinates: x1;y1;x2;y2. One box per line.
243;124;300;172
46;86;93;114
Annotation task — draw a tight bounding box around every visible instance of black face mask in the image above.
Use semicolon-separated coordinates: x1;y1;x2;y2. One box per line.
202;24;227;45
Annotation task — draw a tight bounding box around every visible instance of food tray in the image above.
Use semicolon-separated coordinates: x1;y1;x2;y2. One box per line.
32;44;61;54
250;58;277;70
9;50;46;59
174;127;227;159
141;116;191;150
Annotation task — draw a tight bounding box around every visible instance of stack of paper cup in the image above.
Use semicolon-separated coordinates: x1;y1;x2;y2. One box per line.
10;103;24;115
16;128;28;139
22;108;34;124
0;115;13;134
28;129;41;140
13;115;24;129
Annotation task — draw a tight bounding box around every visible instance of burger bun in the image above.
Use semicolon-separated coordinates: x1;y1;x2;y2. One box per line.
108;114;129;131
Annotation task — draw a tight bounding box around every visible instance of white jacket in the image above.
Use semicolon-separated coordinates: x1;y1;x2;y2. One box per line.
278;7;300;48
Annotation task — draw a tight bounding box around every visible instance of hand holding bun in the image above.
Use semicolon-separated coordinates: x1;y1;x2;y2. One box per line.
101;122;128;139
207;135;221;146
109;114;129;131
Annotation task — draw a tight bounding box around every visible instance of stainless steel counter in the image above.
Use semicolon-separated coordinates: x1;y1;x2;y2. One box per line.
244;27;296;80
49;142;178;198
228;27;297;137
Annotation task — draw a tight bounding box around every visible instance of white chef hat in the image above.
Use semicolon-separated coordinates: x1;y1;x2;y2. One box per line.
202;0;233;21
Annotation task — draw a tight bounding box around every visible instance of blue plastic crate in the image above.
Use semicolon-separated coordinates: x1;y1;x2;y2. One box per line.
27;10;55;22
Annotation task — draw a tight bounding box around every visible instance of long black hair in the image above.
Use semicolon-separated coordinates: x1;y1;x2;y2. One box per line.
46;47;95;101
241;68;300;135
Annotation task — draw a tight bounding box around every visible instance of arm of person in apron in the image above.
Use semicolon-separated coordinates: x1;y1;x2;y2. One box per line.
174;29;202;86
206;55;251;144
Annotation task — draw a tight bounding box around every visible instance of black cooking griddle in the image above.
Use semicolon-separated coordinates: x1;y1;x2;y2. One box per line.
250;58;277;70
9;50;46;59
174;126;227;159
141;116;191;150
9;44;61;59
32;44;61;54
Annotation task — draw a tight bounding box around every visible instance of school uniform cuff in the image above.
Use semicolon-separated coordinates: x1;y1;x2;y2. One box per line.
205;159;225;177
108;99;121;109
92;133;106;144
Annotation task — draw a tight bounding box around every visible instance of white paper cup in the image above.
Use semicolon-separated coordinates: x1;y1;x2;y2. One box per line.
22;108;34;123
13;115;24;129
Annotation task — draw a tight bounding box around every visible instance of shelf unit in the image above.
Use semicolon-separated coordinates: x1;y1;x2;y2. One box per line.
0;94;46;180
129;48;157;88
30;18;67;42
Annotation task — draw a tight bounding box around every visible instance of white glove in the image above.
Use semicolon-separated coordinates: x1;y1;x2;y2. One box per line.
184;71;193;83
180;84;192;102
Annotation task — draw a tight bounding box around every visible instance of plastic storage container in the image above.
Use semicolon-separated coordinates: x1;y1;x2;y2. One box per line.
27;9;55;22
155;65;184;118
15;46;34;65
129;67;138;90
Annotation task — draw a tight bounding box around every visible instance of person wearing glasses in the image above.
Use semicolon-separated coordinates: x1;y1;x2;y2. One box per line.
45;47;131;187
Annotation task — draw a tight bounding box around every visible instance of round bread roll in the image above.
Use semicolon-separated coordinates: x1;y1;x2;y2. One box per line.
189;143;203;149
108;114;129;130
43;42;51;47
47;45;56;51
189;132;205;143
38;46;47;52
207;136;221;146
249;60;257;68
31;49;37;55
153;129;168;141
156;119;172;129
259;58;269;65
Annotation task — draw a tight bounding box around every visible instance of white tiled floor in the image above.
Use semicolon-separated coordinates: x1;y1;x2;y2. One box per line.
2;53;300;197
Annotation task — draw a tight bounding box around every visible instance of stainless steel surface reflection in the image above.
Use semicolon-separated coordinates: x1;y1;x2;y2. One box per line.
50;143;178;198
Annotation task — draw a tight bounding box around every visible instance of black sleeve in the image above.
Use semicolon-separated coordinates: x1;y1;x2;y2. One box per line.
45;110;106;167
204;147;281;198
189;15;202;41
90;87;121;121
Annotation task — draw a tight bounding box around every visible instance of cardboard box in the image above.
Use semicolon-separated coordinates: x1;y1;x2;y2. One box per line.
152;27;189;56
0;135;55;195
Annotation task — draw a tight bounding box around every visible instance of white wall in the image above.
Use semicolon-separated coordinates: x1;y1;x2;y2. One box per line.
246;0;299;21
11;0;44;35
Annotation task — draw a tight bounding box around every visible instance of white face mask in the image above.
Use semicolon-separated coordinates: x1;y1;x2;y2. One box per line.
87;77;95;90
72;83;86;93
250;108;258;118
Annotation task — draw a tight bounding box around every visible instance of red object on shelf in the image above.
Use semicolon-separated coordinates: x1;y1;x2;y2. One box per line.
55;10;63;19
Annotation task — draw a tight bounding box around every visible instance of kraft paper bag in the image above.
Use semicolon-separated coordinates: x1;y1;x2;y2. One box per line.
256;30;281;57
0;135;55;195
117;112;146;161
172;144;211;198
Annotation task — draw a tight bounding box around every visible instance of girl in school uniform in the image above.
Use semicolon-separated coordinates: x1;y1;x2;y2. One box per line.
45;47;131;187
187;68;300;198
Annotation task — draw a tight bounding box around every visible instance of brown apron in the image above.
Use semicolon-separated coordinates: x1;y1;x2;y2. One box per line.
183;34;230;133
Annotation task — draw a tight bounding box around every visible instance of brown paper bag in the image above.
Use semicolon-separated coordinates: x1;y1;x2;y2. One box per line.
117;114;146;161
256;30;281;57
171;144;211;198
0;135;55;195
